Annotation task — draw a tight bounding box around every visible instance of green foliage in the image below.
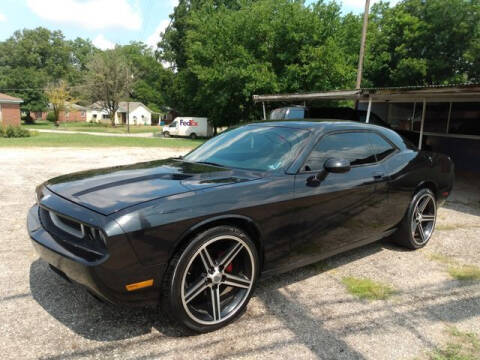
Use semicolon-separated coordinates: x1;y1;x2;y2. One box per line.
365;0;480;87
160;0;361;128
117;42;173;111
342;277;397;300
448;265;480;281
0;132;202;148
0;125;31;138
429;327;480;360
83;49;135;125
46;112;56;122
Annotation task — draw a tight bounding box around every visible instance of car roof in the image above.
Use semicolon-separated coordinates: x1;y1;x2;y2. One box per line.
249;119;381;131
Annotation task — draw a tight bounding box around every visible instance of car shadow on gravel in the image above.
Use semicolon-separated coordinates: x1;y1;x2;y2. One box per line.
29;238;480;360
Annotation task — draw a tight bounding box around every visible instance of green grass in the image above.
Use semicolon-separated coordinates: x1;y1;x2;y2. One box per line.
23;121;161;134
436;224;460;231
342;277;397;300
428;253;480;282
0;132;203;148
429;327;480;360
448;265;480;281
429;253;457;265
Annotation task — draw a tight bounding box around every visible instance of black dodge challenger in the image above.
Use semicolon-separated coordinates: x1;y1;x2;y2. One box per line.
28;120;454;332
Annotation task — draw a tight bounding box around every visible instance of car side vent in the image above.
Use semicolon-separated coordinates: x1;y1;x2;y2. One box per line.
49;212;84;238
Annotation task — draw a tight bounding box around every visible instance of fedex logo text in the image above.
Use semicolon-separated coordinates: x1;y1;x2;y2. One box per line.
180;119;198;126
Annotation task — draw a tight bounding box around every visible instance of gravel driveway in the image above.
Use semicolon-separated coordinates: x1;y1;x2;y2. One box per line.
1;148;479;360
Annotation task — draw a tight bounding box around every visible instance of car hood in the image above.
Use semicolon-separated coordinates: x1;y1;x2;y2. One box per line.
45;159;261;215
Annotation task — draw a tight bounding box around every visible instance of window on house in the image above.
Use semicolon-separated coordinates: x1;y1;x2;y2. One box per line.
92;114;97;119
102;114;109;119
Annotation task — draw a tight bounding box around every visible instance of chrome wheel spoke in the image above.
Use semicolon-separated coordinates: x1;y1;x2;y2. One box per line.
219;242;243;268
418;197;430;213
181;235;255;325
223;273;251;289
199;247;215;271
421;214;435;222
185;278;208;304
210;286;222;321
417;223;427;242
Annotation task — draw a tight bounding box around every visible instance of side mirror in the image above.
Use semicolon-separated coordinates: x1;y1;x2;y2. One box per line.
324;158;351;173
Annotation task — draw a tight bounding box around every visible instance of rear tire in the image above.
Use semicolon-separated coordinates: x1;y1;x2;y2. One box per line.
392;188;437;249
190;133;197;139
162;226;259;333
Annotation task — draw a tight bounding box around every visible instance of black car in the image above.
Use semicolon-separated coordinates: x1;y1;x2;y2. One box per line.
28;120;454;332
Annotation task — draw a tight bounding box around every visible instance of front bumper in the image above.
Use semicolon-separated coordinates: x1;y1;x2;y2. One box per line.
28;205;166;306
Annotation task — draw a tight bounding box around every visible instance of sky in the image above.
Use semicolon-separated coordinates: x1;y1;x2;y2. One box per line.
0;0;400;50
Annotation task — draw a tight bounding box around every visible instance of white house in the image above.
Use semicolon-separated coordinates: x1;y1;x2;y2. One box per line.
86;101;153;125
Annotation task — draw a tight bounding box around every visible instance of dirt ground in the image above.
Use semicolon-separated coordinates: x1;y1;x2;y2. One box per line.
0;147;479;360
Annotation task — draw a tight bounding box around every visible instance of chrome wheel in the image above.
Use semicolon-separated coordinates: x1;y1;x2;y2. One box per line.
411;193;436;245
180;235;255;325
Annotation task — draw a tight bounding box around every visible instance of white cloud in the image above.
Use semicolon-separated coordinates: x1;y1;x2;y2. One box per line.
93;34;115;50
146;19;170;49
26;0;142;30
0;12;6;22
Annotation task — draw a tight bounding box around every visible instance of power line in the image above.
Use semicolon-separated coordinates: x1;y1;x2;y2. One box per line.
0;84;90;91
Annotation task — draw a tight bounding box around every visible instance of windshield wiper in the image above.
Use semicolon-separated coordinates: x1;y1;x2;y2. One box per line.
196;161;226;168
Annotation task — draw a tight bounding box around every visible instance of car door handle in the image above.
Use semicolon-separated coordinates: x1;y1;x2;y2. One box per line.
373;172;385;181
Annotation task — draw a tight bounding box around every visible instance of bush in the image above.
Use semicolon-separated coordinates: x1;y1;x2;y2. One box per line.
22;113;35;124
0;125;31;138
46;112;56;122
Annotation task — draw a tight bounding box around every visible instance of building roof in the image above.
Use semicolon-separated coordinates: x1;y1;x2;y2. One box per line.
253;83;480;103
0;92;23;103
47;103;87;111
86;101;152;113
117;101;152;113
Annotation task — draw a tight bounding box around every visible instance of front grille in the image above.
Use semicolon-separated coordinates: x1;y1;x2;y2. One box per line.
38;207;107;262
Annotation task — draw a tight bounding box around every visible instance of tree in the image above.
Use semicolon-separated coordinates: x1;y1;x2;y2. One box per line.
0;27;95;114
84;49;134;126
162;0;359;129
118;42;173;112
45;80;76;126
364;0;480;87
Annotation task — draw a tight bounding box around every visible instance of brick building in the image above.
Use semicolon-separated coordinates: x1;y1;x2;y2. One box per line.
0;93;23;126
31;103;87;123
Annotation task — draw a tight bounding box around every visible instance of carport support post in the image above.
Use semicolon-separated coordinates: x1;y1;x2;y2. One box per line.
418;99;427;150
262;102;266;120
365;97;372;123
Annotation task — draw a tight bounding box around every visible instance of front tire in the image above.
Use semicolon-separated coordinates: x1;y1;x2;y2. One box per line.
392;188;437;249
163;131;170;137
162;226;259;333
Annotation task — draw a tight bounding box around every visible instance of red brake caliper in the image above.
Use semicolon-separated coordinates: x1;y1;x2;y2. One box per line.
219;250;233;273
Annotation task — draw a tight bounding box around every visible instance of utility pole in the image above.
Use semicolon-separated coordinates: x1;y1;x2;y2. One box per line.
127;101;130;133
356;0;370;90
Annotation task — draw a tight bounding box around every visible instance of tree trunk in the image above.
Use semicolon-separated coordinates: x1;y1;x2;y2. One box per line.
110;112;116;127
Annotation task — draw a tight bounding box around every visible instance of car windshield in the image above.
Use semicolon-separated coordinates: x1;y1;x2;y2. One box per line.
184;125;310;171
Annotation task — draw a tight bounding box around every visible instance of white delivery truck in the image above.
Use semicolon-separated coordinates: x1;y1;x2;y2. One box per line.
162;117;213;139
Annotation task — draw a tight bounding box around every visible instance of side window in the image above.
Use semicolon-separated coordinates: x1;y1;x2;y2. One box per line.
368;132;396;161
304;132;378;171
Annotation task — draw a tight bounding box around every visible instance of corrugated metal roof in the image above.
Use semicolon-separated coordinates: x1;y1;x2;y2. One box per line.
254;83;480;103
